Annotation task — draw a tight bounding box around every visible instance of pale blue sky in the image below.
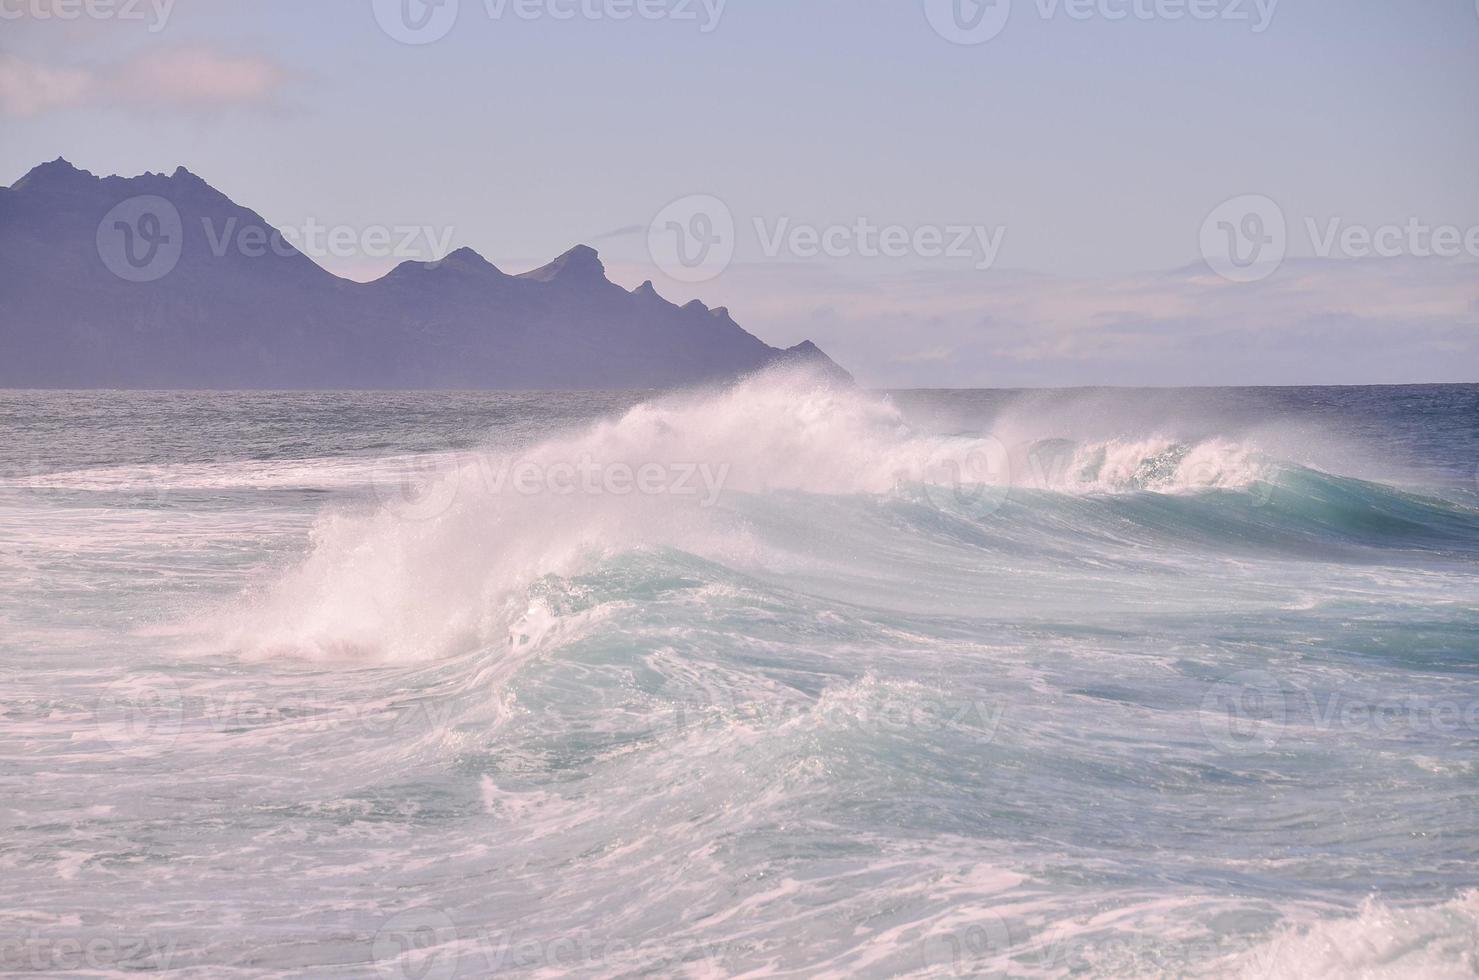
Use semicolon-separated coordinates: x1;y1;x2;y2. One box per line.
3;0;1477;384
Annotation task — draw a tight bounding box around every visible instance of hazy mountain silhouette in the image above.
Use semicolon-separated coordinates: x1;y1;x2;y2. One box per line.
0;159;850;389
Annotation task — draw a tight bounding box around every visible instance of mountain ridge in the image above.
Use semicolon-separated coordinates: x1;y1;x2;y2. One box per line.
0;159;851;390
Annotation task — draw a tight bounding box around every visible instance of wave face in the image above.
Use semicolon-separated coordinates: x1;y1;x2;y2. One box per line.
2;377;1478;976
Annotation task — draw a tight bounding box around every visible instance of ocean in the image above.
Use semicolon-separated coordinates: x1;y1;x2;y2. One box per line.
1;372;1477;977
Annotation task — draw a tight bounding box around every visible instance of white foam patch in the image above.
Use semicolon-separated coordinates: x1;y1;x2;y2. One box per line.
1225;891;1479;979
2;457;396;493
1036;436;1270;493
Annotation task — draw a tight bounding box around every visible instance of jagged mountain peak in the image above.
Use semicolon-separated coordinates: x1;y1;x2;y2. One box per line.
378;246;504;283
0;158;850;389
518;244;606;283
440;245;505;271
14;156;95;189
436;246;503;274
776;340;854;384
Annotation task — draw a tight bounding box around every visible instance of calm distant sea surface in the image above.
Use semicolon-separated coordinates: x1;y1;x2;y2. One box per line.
2;379;1477;977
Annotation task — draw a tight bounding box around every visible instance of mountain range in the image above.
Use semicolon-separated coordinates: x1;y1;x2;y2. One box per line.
0;158;848;389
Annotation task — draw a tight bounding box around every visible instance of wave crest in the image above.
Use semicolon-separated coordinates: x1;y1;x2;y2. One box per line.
203;368;1420;665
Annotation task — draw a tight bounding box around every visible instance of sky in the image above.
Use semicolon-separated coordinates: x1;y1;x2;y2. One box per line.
2;0;1477;386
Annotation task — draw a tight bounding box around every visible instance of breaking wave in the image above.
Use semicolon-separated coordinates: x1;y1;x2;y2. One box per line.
198;366;1479;665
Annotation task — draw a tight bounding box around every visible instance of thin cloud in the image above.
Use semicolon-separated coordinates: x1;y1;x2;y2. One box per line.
587;224;646;241
0;55;91;116
635;255;1479;387
0;47;289;117
112;47;288;107
894;346;955;364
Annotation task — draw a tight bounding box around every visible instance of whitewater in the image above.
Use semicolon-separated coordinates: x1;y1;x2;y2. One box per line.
1;371;1476;977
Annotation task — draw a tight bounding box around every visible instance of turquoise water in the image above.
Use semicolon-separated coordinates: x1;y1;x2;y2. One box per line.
1;374;1477;977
